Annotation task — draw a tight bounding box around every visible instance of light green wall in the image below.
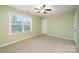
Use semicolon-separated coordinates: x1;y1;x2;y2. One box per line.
47;12;74;40
0;5;78;47
0;6;41;46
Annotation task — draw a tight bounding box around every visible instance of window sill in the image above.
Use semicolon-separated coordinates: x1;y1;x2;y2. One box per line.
9;31;32;35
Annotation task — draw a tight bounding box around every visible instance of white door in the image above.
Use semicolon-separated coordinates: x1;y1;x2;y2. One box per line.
76;11;79;48
73;11;77;42
41;19;47;34
74;10;79;48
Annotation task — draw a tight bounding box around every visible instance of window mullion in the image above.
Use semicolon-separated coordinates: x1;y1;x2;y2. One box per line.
22;20;24;32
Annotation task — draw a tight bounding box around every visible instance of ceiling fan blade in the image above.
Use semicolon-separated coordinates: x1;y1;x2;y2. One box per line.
41;5;46;9
45;9;52;11
34;8;40;10
37;11;40;13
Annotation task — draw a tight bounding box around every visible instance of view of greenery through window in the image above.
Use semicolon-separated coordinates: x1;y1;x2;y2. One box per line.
10;15;32;34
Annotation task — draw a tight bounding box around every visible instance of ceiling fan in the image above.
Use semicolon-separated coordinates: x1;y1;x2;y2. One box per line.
34;5;52;14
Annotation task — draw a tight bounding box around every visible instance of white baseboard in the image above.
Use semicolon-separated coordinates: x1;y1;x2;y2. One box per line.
47;34;73;40
75;42;79;49
0;33;41;47
0;33;73;48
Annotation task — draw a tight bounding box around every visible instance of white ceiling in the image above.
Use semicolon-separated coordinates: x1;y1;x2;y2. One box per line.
9;5;76;17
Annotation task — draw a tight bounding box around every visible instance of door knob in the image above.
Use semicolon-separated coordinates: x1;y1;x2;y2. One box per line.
74;29;76;31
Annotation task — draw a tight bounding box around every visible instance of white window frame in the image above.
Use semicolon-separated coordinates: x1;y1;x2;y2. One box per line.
9;12;32;35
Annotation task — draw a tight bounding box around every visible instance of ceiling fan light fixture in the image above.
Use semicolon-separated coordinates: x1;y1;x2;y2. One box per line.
44;11;46;14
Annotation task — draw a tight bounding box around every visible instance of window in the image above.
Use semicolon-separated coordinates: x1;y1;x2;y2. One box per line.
9;13;32;35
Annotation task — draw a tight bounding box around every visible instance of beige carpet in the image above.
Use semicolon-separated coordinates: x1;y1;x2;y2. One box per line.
0;34;78;53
